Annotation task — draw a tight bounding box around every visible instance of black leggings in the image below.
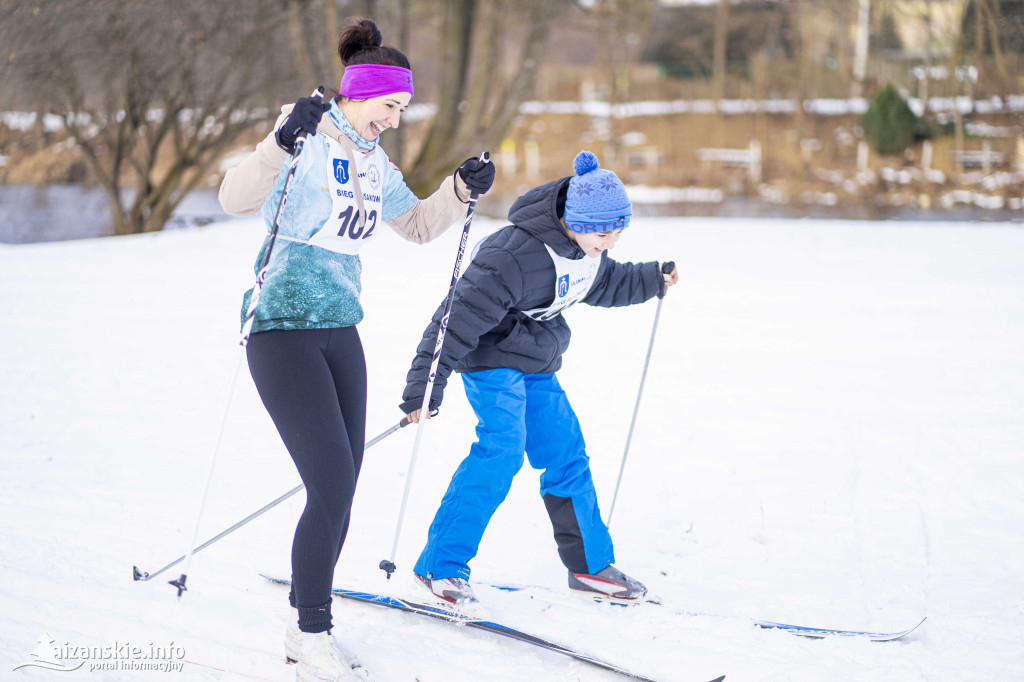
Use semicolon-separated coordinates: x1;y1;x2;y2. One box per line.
246;327;366;633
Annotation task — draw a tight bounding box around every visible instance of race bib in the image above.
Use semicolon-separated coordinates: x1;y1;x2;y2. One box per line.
521;245;600;322
307;137;386;255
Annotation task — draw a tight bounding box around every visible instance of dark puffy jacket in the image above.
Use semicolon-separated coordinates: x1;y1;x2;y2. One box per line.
401;176;664;413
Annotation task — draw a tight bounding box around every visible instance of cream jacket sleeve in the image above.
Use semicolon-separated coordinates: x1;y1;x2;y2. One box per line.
218;108;292;217
386;173;473;245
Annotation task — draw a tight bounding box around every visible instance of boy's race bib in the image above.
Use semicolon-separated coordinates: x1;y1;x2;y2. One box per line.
521;245;600;322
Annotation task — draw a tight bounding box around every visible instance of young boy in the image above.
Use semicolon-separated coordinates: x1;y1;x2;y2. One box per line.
401;151;678;606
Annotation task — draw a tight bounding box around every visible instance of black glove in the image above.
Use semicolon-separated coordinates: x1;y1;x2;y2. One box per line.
275;94;331;154
456;156;495;195
399;393;441;415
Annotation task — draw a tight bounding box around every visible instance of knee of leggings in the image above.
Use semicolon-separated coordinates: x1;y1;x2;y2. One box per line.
308;483;356;527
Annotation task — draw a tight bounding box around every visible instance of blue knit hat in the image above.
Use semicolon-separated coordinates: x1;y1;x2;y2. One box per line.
564;151;631;234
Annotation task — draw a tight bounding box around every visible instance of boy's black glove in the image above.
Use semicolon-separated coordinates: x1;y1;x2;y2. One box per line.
456;157;495;195
399;395;440;415
275;94;331;154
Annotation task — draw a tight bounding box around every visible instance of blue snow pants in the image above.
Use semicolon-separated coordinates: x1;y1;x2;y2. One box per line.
413;368;615;580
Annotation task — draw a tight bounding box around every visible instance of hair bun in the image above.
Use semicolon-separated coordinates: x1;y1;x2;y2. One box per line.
573;150;600;176
339;18;384;64
355;18;384;48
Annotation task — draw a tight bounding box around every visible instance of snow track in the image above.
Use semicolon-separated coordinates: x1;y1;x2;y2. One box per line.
2;217;1023;681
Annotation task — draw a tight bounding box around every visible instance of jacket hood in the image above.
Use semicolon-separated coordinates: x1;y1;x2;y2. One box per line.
507;177;584;259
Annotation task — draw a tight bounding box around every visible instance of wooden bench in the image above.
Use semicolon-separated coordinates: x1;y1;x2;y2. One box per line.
697;140;762;182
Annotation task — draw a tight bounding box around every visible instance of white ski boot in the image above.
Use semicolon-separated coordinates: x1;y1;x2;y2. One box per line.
286;620;369;681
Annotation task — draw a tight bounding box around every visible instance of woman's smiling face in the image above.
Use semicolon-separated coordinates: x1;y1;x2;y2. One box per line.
341;92;411;140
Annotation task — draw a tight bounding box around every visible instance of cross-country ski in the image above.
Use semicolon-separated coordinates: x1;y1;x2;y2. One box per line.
263;575;724;682
478;581;926;642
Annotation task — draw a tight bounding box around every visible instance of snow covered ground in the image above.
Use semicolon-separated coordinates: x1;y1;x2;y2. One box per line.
2;214;1022;682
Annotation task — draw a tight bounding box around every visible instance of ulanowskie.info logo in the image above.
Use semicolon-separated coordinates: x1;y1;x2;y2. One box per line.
13;633;186;673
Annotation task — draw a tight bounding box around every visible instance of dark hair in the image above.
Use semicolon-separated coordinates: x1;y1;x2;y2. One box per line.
337;18;410;69
556;183;568;219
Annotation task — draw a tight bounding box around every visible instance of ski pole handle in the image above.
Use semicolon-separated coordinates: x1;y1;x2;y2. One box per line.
661;261;675;274
468;151;491;201
290;86;326;157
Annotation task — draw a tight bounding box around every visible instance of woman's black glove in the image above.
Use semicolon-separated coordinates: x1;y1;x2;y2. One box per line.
456;157;495;195
275;94;331;154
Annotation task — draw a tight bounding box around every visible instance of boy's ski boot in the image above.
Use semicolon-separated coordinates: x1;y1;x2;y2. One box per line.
414;572;480;607
568;565;648;602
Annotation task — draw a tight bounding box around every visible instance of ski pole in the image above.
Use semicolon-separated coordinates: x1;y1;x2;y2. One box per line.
166;88;324;599
605;261;675;531
134;414;411;584
379;152;491;579
239;86;326;347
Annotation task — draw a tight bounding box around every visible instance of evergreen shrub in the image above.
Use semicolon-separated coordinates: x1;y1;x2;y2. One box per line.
860;83;920;155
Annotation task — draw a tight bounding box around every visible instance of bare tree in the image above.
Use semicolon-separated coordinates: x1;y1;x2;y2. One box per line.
712;0;730;103
785;1;811;138
283;0;357;93
2;0;292;235
852;0;869;96
972;0;1009;94
584;0;657;162
289;0;319;94
950;1;972;172
323;1;345;88
280;0;568;187
403;0;573;195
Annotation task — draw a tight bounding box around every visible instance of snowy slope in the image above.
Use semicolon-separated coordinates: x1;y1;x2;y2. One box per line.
1;215;1023;682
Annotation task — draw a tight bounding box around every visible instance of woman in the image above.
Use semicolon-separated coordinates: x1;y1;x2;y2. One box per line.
219;17;494;682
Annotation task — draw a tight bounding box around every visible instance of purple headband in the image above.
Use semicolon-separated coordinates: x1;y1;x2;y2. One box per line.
339;64;415;100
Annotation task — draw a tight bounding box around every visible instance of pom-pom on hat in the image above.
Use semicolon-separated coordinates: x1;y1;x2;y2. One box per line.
563;151;632;234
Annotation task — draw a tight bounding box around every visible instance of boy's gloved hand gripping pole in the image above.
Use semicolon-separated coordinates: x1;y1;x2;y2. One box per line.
380;152;491;580
605;261;675;530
